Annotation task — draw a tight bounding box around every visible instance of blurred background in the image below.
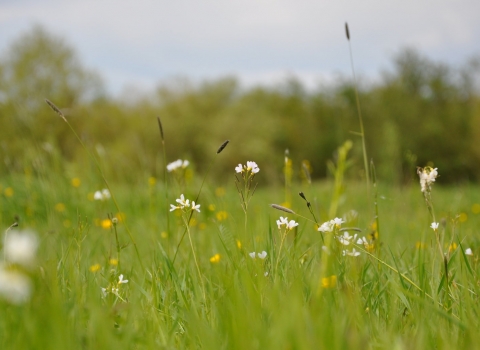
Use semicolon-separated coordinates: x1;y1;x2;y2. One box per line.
0;0;479;185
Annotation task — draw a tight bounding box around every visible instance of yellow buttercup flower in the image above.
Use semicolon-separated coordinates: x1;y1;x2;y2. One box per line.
209;254;221;263
216;211;228;221
90;264;101;272
71;178;81;188
321;275;337;289
101;219;112;230
55;203;65;212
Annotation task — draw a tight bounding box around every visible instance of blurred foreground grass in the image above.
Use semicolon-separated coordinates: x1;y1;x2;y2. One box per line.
1;167;480;349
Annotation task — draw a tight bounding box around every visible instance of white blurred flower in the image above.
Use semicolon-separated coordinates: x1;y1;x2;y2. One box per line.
118;274;128;285
318;218;345;233
465;248;473;256
321;246;330;255
430;222;439;231
235;164;243;173
276;216;289;229
191;201;201;212
418;167;438;193
4;230;38;267
286;220;299;230
167;159;189;172
342;248;361;257
0;265;32;304
94;188;110;201
257;251;267;259
338;232;357;246
249;252;256;259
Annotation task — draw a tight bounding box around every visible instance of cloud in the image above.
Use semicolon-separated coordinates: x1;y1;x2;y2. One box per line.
0;0;478;95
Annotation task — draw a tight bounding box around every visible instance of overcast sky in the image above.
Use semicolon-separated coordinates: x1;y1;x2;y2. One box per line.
1;0;479;96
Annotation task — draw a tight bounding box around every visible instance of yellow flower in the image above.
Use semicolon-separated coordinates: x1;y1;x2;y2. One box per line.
458;213;468;223
101;219;112;230
236;239;242;249
4;187;14;197
208;204;216;211
416;242;426;250
209;254;221;263
148;177;156;186
448;243;458;253
215;187;225;197
90;264;101;272
472;204;480;214
71;178;81;188
160;231;168;239
321;275;337;289
216;211;228;221
54;203;66;212
109;258;118;266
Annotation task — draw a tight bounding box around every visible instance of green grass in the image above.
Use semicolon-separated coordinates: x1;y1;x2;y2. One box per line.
1;167;480;349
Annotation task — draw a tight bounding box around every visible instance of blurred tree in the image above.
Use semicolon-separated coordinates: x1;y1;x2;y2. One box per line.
0;25;104;174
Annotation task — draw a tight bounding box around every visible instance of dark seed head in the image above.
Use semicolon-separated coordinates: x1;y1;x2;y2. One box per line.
45;99;66;122
345;22;350;40
157;117;164;141
217;140;230;154
299;192;307;201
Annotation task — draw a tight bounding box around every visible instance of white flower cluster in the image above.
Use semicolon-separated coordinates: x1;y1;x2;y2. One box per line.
235;161;260;174
418;167;438;193
101;274;129;298
167;159;189;172
276;217;299;230
170;194;201;212
318;218;345;233
249;251;267;259
0;229;38;304
94;188;111;201
337;231;357;246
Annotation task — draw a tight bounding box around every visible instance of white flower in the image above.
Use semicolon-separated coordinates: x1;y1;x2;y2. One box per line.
465;248;473;256
286;220;299;230
167;159;189;172
246;161;260;174
191;201;201;212
430;222;439;230
318;218;344;233
101;287;108;298
342;248;361;257
94;188;110;201
235;164;244;173
176;194;188;207
0;265;32;304
249;252;256;259
257;251;267;259
418;167;438;193
338;232;357;246
357;236;368;245
321;245;330;255
276;216;289;229
170;204;179;212
118;274;128;284
4;230;38;267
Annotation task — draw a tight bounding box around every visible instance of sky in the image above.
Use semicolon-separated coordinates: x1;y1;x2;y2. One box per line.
0;0;479;97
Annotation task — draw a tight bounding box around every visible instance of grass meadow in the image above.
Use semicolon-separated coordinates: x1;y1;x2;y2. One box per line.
1;119;480;350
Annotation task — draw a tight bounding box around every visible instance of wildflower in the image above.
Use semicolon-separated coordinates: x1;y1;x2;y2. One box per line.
465;248;473;256
448;243;457;253
94;188;110;201
338;232;357;246
235;161;260;174
90;264;101;272
4;230;38;268
216;211;228;221
209;254;221;263
276;216;298;231
191;201;201;212
417;166;438;193
321;275;337;289
249;252;256;259
101;219;112;230
257;251;267;259
236;240;242;249
0;265;32;304
118;274;128;285
71;178;81;188
167;159;189;172
55;203;66;212
4;187;14;197
342;248;361;257
318;218;345;233
170;194;200;213
109;259;118;266
430;222;439;231
321;246;330;255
